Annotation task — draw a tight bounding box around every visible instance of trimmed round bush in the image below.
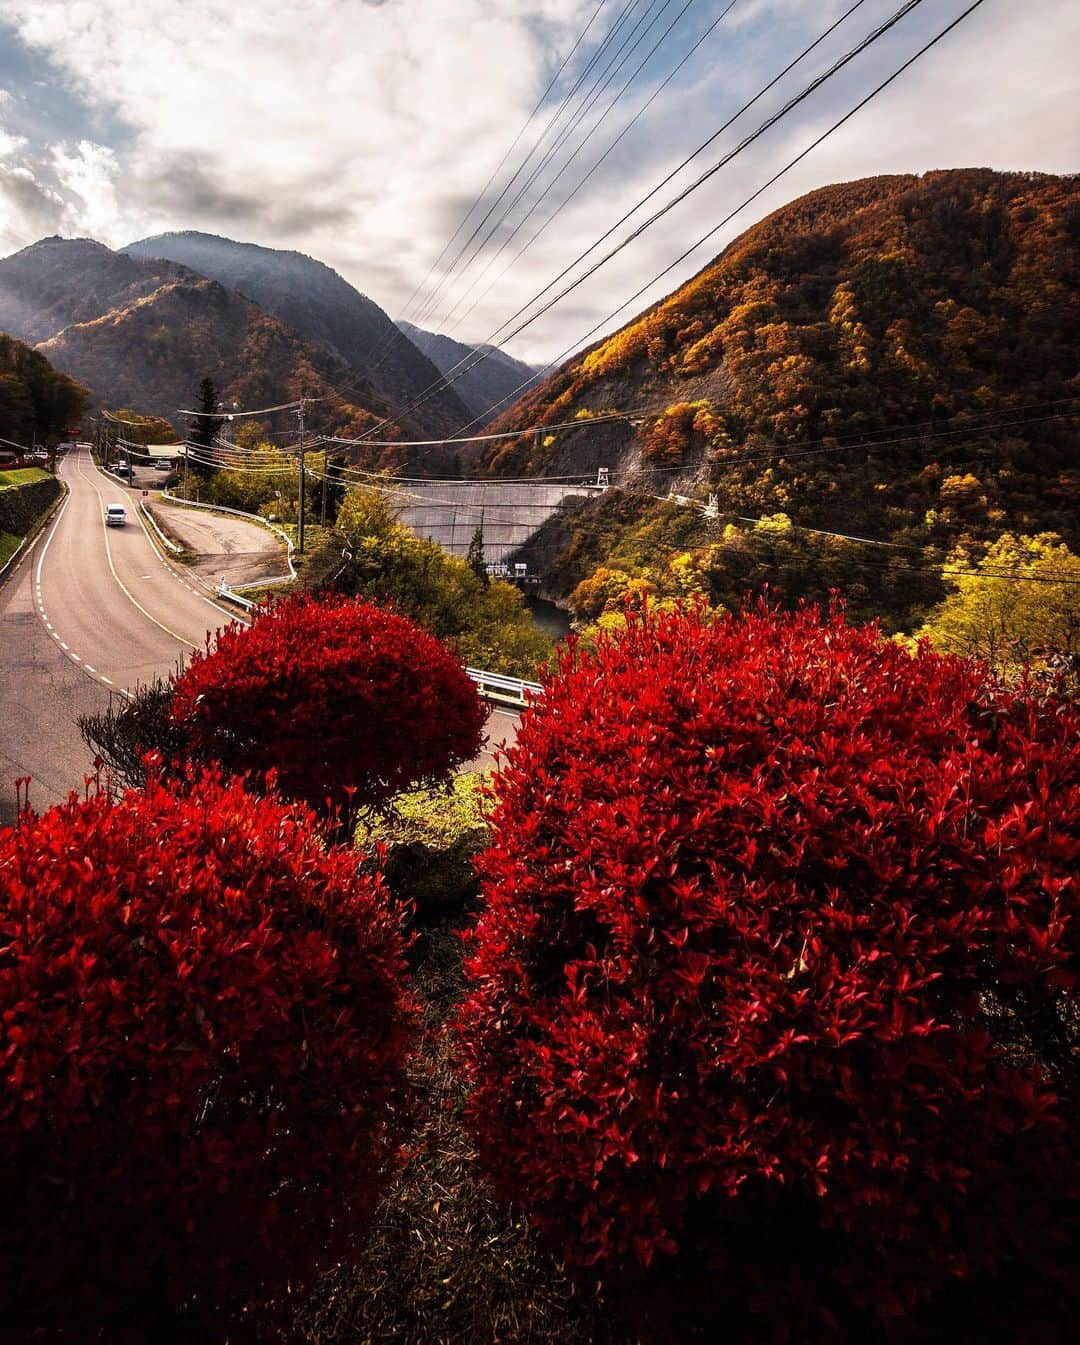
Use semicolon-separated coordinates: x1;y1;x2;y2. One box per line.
0;769;415;1342
170;591;487;817
455;602;1079;1342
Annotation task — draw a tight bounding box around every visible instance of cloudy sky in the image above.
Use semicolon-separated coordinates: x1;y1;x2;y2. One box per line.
0;0;1076;367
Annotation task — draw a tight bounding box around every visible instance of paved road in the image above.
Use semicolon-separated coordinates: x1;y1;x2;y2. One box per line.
0;448;517;824
0;448;238;822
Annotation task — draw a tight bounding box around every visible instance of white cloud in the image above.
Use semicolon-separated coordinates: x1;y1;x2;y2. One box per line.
0;0;1075;367
0;127;26;158
48;138;139;240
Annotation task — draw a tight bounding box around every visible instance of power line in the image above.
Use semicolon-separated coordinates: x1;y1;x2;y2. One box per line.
351;2;621;405
394;0;615;334
429;0;695;333
358;0;913;438
607;484;1080;587
180;399;316;419
321;398;669;448
408;0;647;336
442;0;987;438
443;0;741;342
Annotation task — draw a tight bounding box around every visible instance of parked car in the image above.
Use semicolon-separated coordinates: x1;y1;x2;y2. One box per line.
105;503;127;527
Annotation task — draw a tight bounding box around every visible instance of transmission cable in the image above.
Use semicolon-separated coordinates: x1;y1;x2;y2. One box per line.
358;0;892;437
395;0;614;331
444;0;741;341
440;0;986;439
439;0;711;334
425;0;689;333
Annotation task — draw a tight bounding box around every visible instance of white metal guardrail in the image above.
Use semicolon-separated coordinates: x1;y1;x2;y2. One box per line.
161;490;296;583
215;581;257;613
140;501;182;553
466;666;543;707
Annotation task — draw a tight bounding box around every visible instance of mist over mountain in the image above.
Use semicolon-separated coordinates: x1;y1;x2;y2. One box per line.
395;320;540;426
125;232;472;436
0;237;188;347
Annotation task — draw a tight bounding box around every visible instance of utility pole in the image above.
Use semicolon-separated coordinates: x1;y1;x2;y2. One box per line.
182;443;189;498
297;398;306;554
319;445;329;527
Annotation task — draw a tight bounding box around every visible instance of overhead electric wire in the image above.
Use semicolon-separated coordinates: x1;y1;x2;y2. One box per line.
352;1;621;400
407;0;647;336
439;0;711;334
443;0;741;342
321;398;669;448
356;0;909;439
427;0;691;332
393;0;614;333
180;399;315;419
614;484;1080;586
631;403;1080;476
436;0;987;439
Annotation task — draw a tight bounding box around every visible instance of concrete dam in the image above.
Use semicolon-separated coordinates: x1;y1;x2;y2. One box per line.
385;478;606;564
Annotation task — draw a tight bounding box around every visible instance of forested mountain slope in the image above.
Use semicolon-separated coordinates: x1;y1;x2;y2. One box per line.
125;232;472;435
0;237;451;457
33;274;425;450
494;169;1078;627
0;331;87;444
396;320;539;424
0;237;187;346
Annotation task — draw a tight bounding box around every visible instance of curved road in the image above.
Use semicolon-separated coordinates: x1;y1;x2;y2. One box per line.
0;449;244;822
0;447;515;824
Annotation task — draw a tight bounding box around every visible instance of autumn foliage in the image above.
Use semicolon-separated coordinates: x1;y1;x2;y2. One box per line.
170;590;487;816
456;603;1079;1341
0;769;414;1341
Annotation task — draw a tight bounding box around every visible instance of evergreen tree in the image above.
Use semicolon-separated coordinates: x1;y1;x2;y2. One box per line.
188;377;223;451
467;525;488;586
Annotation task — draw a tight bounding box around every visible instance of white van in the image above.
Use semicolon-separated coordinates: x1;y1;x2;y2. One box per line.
105;503;127;527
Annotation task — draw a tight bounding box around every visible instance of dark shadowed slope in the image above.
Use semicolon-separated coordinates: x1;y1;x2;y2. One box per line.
396;320;540;425
125;231;472;435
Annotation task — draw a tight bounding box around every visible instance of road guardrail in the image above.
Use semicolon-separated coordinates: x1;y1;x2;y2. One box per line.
161;490;296;583
466;666;543;708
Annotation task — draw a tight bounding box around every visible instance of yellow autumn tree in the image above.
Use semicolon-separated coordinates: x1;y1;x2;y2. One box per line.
918;533;1080;674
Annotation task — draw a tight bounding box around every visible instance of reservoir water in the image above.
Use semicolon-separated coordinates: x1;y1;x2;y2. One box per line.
525;595;572;640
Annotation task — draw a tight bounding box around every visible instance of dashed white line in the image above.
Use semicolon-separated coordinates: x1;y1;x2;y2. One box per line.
84;664;96;673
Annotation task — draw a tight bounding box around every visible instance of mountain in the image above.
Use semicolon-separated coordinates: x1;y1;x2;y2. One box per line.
0;330;88;445
395;320;540;425
490;169;1079;627
125;232;472;435
0;237;462;466
0;236;188;346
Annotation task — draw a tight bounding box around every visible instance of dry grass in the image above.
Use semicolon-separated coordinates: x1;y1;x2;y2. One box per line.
299;918;623;1345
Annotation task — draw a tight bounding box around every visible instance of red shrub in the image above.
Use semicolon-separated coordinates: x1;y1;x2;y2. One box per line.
0;769;415;1342
170;591;486;817
455;603;1079;1342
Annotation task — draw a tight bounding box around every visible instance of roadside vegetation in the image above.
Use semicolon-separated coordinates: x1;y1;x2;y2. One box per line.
0;467;49;489
13;588;1076;1343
